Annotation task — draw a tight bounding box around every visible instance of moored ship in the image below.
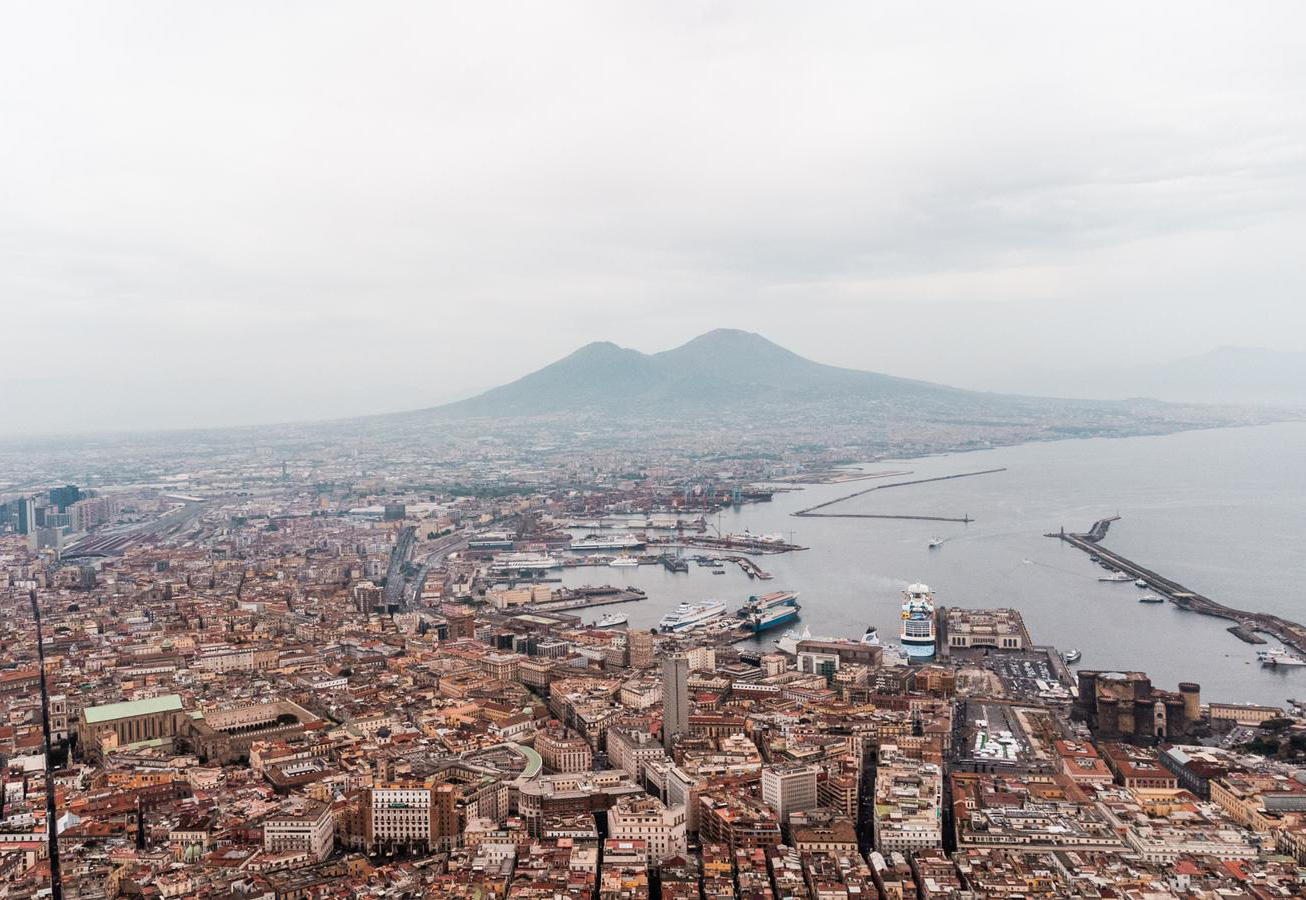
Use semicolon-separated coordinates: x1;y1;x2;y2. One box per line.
741;590;800;611
572;534;647;551
1258;649;1306;667
741;602;801;633
900;582;937;662
659;601;727;632
491;552;562;571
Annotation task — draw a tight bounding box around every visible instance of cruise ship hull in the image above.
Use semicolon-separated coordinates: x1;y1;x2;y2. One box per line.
902;641;936;662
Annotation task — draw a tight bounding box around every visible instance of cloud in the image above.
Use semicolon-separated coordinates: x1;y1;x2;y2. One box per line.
1;1;1304;433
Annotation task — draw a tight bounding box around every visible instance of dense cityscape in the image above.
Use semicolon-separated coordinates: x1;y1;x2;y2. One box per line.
1;432;1305;899
6;2;1306;897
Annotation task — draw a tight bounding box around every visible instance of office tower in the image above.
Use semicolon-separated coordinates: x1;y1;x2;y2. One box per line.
761;764;819;824
17;497;35;535
662;653;689;752
49;484;81;511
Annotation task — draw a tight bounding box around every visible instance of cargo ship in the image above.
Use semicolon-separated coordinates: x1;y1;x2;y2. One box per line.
899;582;937;662
659;601;728;632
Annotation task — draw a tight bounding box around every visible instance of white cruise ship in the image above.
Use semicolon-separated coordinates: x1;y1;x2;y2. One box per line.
571;534;647;551
491;552;562;571
659;601;727;632
900;582;937;662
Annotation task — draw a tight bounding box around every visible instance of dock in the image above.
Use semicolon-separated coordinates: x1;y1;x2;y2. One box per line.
1050;519;1306;655
723;555;773;580
524;586;647;613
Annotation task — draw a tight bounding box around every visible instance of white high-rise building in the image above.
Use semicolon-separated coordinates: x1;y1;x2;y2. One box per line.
761;764;819;824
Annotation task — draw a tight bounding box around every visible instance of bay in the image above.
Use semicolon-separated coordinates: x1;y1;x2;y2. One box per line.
561;421;1306;709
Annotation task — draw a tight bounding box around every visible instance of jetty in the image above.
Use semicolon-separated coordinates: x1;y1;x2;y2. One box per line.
723;555;773;580
1050;519;1306;654
792;468;1006;519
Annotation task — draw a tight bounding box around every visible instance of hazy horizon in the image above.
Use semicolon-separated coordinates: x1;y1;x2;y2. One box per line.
4;2;1305;435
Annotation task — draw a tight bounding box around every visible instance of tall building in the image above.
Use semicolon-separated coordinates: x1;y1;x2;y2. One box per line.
761;764;819;825
662;653;689;751
628;630;655;669
49;484;81;511
17;497;35;535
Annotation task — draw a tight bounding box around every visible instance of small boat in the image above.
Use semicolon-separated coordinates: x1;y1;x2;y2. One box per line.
1134;578;1148;588
1099;572;1132;583
1138;594;1164;604
928;537;944;549
1088;554;1100;562
711;569;726;575
1063;649;1082;664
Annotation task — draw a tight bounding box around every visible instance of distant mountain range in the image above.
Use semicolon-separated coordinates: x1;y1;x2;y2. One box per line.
394;330;1282;455
432;328;966;419
1019;347;1306;407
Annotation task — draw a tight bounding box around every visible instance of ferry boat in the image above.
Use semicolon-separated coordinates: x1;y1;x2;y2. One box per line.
741;590;800;611
1099;572;1132;583
593;613;628;628
491;552;562;571
862;626;880;646
900;583;937;662
1138;594;1164;604
659;601;728;632
1258;649;1306;667
742;602;801;633
572;534;647;551
608;554;640;567
1063;649;1082;664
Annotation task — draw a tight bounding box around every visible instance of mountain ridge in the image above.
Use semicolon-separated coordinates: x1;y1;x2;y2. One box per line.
428;328;969;420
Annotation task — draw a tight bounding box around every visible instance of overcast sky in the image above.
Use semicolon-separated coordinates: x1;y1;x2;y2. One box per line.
3;2;1305;435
